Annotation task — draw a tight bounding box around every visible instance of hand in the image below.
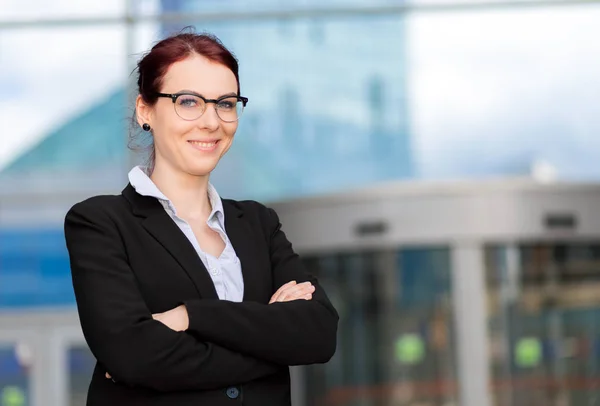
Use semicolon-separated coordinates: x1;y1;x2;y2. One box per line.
269;281;315;304
152;304;189;332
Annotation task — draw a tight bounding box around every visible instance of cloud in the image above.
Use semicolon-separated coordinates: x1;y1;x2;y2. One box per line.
408;5;600;178
0;0;161;170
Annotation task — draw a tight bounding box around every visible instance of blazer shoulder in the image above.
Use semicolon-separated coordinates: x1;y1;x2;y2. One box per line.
223;198;265;212
223;198;278;218
66;194;127;220
222;198;280;230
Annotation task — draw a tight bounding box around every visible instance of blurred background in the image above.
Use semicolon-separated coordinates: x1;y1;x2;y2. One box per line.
1;0;600;405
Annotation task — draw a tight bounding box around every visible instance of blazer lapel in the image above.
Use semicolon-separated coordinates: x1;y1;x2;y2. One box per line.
222;200;262;302
122;184;219;300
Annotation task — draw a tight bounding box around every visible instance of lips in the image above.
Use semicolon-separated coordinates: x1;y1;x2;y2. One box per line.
187;139;220;152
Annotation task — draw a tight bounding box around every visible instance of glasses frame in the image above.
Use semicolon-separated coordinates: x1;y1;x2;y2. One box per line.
155;92;249;123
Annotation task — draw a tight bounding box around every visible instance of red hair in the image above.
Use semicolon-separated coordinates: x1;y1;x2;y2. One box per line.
136;32;240;105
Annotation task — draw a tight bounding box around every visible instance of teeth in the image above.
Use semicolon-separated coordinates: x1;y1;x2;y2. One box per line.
189;141;216;148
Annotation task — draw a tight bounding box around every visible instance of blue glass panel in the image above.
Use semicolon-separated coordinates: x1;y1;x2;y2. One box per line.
0;347;29;406
0;228;74;308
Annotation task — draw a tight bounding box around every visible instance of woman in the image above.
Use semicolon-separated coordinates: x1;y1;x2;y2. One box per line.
64;32;338;406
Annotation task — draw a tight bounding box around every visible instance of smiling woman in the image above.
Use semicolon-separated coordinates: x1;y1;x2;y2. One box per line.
130;32;246;175
63;30;338;406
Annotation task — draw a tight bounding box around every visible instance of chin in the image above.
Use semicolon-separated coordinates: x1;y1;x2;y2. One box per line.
185;162;217;177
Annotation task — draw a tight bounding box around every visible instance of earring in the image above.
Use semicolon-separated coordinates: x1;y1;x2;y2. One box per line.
142;123;151;132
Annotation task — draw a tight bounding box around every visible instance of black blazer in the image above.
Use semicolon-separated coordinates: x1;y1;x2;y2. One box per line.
64;183;338;406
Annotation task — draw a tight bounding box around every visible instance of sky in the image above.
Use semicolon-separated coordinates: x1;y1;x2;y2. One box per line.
409;4;600;179
0;0;599;179
0;0;158;170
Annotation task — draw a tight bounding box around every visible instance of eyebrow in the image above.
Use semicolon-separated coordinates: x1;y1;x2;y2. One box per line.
177;89;238;98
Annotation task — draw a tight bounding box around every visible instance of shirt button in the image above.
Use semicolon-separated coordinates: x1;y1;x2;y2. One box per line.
210;268;220;276
226;386;239;399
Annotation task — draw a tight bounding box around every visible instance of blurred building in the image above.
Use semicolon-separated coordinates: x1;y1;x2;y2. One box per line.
1;1;600;406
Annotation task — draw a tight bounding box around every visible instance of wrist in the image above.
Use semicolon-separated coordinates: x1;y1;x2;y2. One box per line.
181;304;189;331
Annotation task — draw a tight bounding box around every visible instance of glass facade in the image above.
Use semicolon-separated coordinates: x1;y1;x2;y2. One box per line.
0;229;73;308
0;345;30;406
302;248;456;406
486;243;600;405
2;2;600;197
68;346;96;406
201;16;412;200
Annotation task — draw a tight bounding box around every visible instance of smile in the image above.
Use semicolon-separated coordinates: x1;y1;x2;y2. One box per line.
188;140;219;152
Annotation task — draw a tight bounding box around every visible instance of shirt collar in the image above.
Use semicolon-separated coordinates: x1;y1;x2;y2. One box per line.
128;165;225;225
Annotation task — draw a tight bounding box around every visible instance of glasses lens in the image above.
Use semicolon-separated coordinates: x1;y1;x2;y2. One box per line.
174;94;205;121
216;97;244;122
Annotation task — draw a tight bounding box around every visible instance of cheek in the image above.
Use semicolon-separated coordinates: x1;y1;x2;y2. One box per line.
157;118;196;143
219;125;237;156
223;123;238;140
154;106;188;135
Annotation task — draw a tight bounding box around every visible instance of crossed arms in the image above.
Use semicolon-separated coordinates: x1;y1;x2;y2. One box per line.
64;201;339;393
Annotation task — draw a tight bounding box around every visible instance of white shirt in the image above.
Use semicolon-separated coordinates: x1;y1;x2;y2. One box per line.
128;166;244;302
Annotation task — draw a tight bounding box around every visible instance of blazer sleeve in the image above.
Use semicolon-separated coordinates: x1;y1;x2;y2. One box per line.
185;204;339;366
64;200;280;392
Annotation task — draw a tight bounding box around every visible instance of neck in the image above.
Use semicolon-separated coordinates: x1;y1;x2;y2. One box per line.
149;161;212;221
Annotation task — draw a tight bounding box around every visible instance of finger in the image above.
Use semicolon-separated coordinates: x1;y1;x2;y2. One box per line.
272;280;296;296
269;280;296;303
278;284;315;302
105;372;111;379
304;294;313;300
277;286;311;302
283;281;312;294
276;281;297;296
277;283;314;301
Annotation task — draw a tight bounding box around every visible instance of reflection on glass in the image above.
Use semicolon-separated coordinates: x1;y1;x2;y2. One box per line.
302;248;456;406
486;243;600;406
0;26;127;192
176;16;411;201
0;345;30;406
68;346;96;406
0;229;73;308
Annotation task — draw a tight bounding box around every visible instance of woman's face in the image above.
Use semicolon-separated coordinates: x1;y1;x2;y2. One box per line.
137;54;239;176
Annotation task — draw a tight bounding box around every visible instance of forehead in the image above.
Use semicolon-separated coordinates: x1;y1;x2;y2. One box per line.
161;54;237;97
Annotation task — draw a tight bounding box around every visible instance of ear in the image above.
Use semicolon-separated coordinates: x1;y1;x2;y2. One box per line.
136;95;154;128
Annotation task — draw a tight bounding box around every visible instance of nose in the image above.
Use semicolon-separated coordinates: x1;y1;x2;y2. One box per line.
197;103;220;131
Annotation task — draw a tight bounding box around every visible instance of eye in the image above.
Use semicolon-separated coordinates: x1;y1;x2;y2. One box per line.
177;96;200;108
217;98;237;110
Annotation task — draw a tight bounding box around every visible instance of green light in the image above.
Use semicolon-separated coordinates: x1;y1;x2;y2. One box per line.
395;334;425;365
515;337;542;368
1;386;25;406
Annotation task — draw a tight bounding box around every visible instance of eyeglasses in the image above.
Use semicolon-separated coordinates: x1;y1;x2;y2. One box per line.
156;92;248;123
